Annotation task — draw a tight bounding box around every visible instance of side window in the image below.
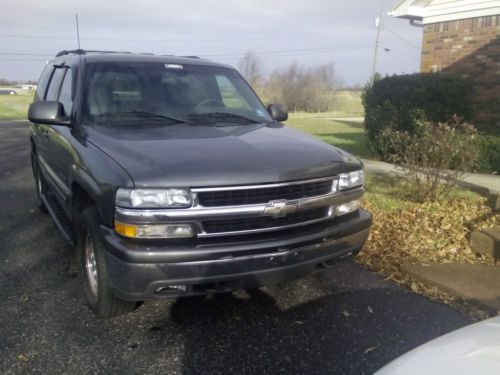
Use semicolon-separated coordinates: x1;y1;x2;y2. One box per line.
58;69;72;116
34;65;53;102
45;67;66;101
216;75;251;110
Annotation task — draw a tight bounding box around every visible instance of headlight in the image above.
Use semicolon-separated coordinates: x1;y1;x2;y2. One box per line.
338;170;364;190
115;188;192;208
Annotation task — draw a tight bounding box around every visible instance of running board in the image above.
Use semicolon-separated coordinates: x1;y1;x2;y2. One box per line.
41;193;75;245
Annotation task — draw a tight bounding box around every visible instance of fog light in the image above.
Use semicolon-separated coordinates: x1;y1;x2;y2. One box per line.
115;222;195;239
335;200;361;216
165;224;194;238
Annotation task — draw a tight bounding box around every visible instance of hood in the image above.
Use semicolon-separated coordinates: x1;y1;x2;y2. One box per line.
86;123;358;188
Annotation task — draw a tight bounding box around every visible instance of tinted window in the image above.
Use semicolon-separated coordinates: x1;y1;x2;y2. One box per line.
58;69;72;116
45;67;65;101
35;65;53;101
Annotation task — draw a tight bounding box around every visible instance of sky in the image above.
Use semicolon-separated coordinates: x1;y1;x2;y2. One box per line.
0;0;423;85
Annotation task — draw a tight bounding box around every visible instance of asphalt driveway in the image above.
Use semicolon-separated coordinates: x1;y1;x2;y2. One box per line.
0;121;472;374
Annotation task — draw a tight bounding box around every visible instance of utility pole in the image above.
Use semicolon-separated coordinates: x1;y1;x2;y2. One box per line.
370;10;383;85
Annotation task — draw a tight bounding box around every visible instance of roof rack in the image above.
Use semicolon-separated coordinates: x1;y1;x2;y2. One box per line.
55;49;133;57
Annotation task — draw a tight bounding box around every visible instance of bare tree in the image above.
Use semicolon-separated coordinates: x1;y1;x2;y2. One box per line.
266;62;338;112
238;51;263;88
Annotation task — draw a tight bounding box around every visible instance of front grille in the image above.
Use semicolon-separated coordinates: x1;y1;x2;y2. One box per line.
197;179;333;207
202;207;329;234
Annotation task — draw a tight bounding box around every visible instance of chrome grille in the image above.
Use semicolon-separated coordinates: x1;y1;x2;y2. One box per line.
202;207;329;234
114;175;365;238
196;179;334;207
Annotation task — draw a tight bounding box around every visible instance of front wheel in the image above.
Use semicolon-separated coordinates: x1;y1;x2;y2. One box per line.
77;206;141;318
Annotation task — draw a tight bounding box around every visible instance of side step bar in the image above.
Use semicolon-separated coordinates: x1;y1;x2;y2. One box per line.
41;193;75;245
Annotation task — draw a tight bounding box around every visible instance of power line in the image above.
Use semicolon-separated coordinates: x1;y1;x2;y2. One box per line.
0;31;342;43
0;59;47;62
200;42;373;58
383;26;421;50
0;53;53;56
0;42;374;61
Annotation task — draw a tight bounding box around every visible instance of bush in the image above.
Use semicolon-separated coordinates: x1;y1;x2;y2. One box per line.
475;135;500;174
363;73;472;158
379;117;480;202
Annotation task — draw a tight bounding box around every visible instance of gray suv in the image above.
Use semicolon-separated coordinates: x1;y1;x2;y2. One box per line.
28;50;371;318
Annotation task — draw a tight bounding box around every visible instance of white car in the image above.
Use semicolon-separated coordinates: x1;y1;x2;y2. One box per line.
376;317;500;374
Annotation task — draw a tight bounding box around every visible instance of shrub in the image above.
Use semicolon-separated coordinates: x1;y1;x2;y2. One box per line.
379;117;480;202
475;135;500;174
363;73;472;158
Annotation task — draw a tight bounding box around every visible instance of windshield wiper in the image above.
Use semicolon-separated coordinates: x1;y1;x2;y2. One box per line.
187;112;262;125
94;111;189;124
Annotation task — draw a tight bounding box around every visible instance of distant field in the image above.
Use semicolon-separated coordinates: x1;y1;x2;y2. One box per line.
285;116;371;159
0;88;33;120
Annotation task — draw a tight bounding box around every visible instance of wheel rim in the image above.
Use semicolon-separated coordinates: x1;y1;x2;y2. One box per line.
84;233;99;297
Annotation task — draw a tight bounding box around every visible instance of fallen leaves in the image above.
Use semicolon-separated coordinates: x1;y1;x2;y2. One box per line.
363;344;379;355
357;193;499;318
358;197;496;270
17;354;30;362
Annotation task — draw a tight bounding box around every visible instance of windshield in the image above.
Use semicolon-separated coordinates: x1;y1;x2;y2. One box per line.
82;62;272;126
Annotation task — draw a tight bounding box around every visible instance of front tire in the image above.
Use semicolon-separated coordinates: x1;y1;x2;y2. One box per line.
77;206;140;318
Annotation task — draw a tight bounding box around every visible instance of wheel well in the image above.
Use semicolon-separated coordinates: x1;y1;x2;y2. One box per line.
72;183;95;215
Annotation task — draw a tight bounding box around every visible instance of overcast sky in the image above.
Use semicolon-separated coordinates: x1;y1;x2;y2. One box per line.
0;0;422;85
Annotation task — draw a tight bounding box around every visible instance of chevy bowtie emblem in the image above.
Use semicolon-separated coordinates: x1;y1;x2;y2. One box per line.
262;199;298;218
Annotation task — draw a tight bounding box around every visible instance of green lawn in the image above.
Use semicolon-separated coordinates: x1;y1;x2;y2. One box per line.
0;89;33;120
285;115;371;159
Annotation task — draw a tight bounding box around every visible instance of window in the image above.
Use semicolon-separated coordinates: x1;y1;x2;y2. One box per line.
35;65;53;101
216;75;251;110
58;69;72;116
83;62;272;125
45;67;66;101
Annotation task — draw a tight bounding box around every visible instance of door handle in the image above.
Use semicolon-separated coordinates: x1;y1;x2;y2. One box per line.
43;130;49;141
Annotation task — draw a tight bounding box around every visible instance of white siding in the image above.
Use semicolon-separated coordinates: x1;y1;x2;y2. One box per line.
391;0;500;23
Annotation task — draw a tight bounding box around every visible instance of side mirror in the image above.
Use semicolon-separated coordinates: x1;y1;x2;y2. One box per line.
28;101;70;126
267;103;288;122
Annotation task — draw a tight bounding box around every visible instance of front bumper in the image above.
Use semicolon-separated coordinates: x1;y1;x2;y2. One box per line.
100;209;372;300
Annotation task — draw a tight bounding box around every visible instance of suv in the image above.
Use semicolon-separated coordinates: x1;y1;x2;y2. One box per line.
28;50;371;318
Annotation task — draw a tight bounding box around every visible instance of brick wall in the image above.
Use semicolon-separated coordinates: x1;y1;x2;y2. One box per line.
421;15;500;129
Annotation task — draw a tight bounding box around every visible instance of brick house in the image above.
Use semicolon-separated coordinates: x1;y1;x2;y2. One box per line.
391;0;500;129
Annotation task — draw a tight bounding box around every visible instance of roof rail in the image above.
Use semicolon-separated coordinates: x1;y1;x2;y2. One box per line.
180;55;201;59
55;49;132;57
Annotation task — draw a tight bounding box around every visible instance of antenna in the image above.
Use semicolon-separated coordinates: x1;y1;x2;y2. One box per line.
75;13;81;49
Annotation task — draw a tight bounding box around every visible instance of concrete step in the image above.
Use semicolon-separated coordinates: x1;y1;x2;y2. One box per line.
402;262;500;312
470;228;500;261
